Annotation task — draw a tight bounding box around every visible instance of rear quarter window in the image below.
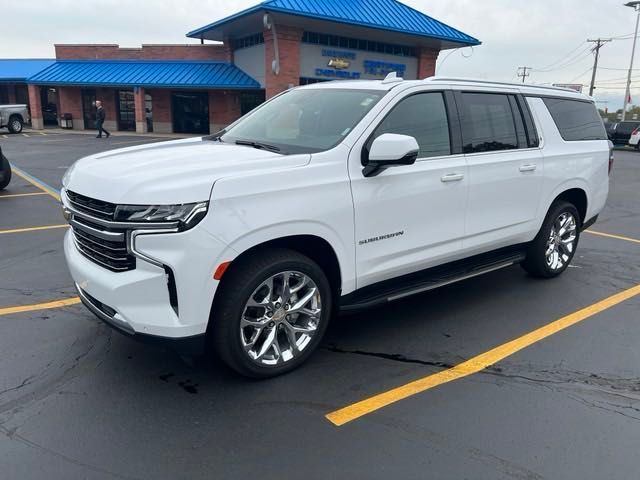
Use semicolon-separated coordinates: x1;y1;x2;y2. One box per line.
542;98;607;141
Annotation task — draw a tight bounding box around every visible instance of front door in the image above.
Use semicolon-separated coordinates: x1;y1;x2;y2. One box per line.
455;91;544;249
349;90;468;289
171;92;209;134
116;90;135;131
81;89;96;130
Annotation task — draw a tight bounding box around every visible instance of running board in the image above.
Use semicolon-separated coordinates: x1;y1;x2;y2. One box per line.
340;247;526;312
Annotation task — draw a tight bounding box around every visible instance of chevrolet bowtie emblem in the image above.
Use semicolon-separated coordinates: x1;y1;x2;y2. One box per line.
327;58;350;70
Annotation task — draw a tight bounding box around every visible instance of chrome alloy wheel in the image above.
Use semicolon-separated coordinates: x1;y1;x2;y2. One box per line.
10;119;22;132
545;212;578;271
240;271;322;366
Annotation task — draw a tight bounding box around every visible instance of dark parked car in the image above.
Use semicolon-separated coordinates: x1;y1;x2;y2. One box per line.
0;146;11;190
606;121;640;145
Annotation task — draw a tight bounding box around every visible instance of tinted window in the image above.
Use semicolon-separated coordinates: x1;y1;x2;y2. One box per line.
459;93;518;153
370;92;451;159
542;98;607;141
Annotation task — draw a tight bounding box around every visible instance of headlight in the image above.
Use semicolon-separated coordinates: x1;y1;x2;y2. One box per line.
114;202;209;231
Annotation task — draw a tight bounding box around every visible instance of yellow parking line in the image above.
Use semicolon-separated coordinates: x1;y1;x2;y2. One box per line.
0;225;69;235
586;230;640;245
326;283;640;427
10;166;60;201
0;297;80;316
0;192;49;199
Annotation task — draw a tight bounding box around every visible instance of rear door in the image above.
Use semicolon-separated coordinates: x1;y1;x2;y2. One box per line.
456;90;544;250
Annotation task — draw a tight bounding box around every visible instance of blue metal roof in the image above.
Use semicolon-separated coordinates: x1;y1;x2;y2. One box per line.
0;59;55;82
187;0;480;46
27;60;260;89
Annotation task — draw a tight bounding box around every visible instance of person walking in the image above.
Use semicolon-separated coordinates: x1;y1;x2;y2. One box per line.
95;100;110;138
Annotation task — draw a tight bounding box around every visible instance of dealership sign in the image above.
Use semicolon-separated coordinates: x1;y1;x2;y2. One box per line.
313;49;408;80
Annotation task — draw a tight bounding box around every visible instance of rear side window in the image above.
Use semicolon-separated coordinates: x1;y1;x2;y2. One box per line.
369;92;451;159
458;93;519;153
542;98;607;141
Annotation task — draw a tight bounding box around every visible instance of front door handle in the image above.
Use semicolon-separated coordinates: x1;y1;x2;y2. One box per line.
519;164;537;173
441;173;465;183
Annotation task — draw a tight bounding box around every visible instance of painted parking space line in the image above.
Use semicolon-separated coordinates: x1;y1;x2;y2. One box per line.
0;297;80;317
0;192;49;199
22;133;29;137
586;229;640;245
0;225;69;235
9;164;60;201
326;283;640;427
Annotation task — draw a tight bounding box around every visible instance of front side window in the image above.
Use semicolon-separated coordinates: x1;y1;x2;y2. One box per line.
542;98;607;142
459;93;518;153
368;92;451;159
220;89;384;154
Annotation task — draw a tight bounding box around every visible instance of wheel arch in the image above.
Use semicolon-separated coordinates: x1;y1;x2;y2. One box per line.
553;188;588;224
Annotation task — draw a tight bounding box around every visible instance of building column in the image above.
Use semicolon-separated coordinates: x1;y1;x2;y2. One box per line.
209;91;241;133
264;25;303;99
27;85;43;130
417;48;440;79
134;87;148;134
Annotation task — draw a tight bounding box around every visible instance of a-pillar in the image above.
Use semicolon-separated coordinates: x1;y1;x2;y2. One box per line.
417;48;440;79
264;25;303;99
27;85;43;130
134;87;147;133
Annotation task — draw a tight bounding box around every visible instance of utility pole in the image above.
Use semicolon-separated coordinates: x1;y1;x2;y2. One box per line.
517;66;531;83
623;1;640;120
587;38;611;96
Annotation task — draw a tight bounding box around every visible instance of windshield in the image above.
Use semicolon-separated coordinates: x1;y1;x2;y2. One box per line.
218;88;385;154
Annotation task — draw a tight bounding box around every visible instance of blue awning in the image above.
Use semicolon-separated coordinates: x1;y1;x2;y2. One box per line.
0;59;55;82
28;60;260;89
187;0;480;47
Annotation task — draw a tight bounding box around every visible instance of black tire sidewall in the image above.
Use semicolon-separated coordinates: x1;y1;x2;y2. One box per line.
8;117;23;134
524;201;581;278
212;250;332;378
0;154;11;190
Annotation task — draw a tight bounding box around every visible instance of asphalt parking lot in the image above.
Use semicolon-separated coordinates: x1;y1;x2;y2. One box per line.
1;132;639;479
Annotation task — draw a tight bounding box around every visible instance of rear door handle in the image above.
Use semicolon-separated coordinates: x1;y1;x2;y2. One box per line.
441;173;465;183
519;164;537;173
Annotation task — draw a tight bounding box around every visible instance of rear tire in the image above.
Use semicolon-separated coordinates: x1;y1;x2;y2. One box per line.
7;116;23;134
210;248;332;378
0;151;11;190
521;201;581;278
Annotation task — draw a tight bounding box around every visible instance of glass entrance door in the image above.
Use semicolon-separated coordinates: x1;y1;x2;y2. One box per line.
81;89;97;130
171;92;209;134
116;90;135;131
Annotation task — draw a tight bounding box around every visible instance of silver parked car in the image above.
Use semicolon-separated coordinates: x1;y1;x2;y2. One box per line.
0;104;30;133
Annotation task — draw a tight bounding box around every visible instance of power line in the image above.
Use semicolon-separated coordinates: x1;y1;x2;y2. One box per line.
534;41;586;71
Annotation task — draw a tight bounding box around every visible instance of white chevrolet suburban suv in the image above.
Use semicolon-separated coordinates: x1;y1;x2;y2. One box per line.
61;76;612;377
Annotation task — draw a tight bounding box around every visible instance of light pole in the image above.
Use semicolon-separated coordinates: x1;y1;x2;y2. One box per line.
622;1;640;121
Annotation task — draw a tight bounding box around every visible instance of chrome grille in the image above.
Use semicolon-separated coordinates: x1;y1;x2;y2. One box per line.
66;190;136;272
66;190;116;221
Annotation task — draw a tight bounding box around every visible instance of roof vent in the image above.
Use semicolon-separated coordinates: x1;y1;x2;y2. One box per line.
382;71;403;84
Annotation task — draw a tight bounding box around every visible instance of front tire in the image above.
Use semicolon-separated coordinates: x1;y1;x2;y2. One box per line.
210;248;332;378
521;201;581;278
7;116;23;134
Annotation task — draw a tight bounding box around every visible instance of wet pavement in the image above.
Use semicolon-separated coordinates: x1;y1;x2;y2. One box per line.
1;132;639;479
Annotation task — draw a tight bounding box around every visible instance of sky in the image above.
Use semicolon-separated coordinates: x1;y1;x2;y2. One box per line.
3;0;640;110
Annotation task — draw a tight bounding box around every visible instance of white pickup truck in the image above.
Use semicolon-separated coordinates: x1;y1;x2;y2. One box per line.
0;104;29;133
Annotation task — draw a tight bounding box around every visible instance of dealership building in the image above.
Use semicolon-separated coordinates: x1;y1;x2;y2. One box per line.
0;0;479;135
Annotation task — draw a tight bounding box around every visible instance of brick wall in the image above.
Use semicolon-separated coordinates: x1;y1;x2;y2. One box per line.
147;89;172;133
55;44;229;61
417;48;439;79
264;25;303;99
57;87;84;129
209;91;241;131
27;85;43;129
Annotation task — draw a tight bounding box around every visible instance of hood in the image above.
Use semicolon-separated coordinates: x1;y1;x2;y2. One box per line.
63;137;310;204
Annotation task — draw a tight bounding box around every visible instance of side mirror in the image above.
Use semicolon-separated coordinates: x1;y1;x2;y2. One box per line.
363;133;419;177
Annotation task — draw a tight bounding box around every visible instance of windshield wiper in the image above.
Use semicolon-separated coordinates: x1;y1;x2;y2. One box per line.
235;140;281;152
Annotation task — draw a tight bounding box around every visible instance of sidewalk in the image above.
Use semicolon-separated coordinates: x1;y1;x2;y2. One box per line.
22;127;198;140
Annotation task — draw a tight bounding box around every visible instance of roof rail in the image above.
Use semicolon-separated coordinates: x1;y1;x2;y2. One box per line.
424;76;583;94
